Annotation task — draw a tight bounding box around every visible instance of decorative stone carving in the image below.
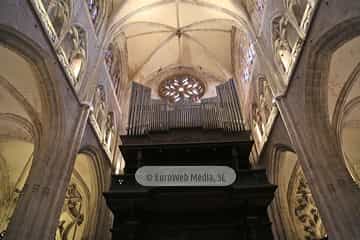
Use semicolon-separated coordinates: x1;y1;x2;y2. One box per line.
66;26;87;83
251;103;264;150
104;112;115;153
31;0;59;44
285;0;314;34
46;0;70;37
30;1;82;87
259;77;272;122
93;86;106;132
105;44;122;92
56;47;76;85
0;186;21;235
291;169;327;240
56;183;84;240
273;16;293;73
250;76;278;155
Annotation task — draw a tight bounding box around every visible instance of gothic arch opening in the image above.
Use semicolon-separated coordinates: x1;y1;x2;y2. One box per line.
61;25;87;84
0;44;45;236
340;98;360;184
305;24;360;187
269;148;326;240
56;153;101;240
0;138;34;236
327;36;360;185
287;165;327;240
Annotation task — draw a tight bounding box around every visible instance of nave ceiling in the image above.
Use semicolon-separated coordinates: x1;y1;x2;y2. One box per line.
107;0;256;94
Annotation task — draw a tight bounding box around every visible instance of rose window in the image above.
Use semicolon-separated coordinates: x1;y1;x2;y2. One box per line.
159;75;205;103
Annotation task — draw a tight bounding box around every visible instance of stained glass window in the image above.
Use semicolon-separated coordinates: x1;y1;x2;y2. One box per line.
87;0;99;24
159;75;205;103
242;43;256;82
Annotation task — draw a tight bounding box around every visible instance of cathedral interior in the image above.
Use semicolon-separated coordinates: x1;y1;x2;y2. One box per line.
0;0;359;239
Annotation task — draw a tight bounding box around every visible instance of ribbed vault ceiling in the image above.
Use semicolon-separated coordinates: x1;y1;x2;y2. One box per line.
110;0;251;84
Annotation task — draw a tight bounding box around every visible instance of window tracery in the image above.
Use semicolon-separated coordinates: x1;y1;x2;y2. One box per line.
243;43;256;82
159;75;205;103
238;34;256;83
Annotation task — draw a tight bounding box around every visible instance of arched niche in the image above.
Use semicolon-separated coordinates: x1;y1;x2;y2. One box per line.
0;43;47;236
103;112;116;155
340;99;360;185
61;26;87;84
269;148;327;240
322;36;360;186
56;153;101;240
45;0;71;38
270;148;298;239
0;139;34;235
272;15;296;74
92;85;107;132
104;43;121;93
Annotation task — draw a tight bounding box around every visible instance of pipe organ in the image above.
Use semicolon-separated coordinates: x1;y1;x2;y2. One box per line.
127;79;245;136
104;78;276;240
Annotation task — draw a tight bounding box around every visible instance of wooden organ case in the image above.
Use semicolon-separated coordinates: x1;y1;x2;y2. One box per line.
104;80;276;240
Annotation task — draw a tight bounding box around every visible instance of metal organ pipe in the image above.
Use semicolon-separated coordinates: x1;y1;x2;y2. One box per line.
127;79;244;136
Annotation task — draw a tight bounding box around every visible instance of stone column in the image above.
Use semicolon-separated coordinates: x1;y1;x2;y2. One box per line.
276;97;360;239
5;103;91;240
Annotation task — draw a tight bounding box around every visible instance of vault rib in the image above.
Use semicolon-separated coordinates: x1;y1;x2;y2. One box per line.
183;28;231;33
180;18;237;30
121;21;177;31
127;30;175;39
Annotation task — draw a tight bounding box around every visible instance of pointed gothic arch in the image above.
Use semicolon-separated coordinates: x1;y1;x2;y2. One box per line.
0;26;65;238
268;146;327;240
56;152;103;240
